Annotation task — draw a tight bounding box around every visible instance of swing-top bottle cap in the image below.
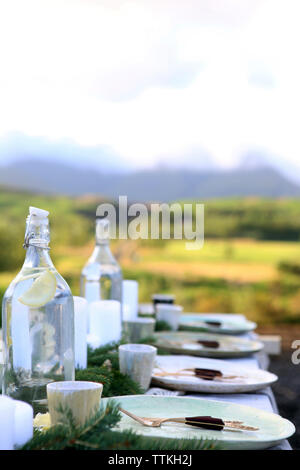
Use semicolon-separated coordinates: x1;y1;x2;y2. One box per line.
24;207;50;248
29;206;49;223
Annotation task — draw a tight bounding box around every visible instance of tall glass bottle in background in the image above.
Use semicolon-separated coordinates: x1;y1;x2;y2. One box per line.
80;217;122;308
2;207;75;415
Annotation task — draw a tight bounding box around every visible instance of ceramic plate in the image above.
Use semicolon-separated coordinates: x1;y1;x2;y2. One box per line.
152;355;277;393
102;395;295;450
152;331;263;358
180;313;257;335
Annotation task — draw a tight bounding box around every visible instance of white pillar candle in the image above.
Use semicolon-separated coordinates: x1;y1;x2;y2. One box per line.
14;400;33;447
87;333;102;350
122;280;138;321
84;282;100;304
0;396;15;450
11;280;32;371
0;336;3;390
73;296;88;369
84;282;100;333
89;300;121;348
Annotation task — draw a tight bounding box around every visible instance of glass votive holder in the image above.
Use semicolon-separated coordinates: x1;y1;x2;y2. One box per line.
123;317;155;342
47;381;103;427
118;344;157;391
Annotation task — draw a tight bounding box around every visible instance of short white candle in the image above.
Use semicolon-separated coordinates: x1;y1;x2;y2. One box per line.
122;280;138;321
14;400;33;447
0;396;15;450
89;300;121;348
73;296;88;369
156;304;183;331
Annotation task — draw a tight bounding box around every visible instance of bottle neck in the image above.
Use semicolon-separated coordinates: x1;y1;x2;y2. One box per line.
23;245;54;270
22;217;54;270
91;242;117;265
96;238;110;247
95;218;111;245
92;223;119;266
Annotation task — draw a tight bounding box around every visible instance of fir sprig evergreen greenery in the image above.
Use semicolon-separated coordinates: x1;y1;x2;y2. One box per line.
76;340;166;395
155;320;172;332
21;341;219;450
75;342;144;397
22;401;218;450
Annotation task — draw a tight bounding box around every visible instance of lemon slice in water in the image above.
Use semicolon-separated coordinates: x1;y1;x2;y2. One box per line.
18;270;57;308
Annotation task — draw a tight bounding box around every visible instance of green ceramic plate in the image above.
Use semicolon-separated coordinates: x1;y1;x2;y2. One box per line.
102;395;294;450
152;331;263;358
180;314;257;335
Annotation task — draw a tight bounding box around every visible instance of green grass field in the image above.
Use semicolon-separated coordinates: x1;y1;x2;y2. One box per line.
1;189;300;325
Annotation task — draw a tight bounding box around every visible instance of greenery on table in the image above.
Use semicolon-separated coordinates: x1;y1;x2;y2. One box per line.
21;342;219;450
155;320;172;332
22;401;218;451
75;343;144;397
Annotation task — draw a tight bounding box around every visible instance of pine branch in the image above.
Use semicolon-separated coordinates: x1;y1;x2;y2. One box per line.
22;342;220;450
155;320;172;332
22;401;219;450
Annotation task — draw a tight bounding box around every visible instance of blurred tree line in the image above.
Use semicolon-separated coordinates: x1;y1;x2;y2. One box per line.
2;191;300;272
1;190;300;325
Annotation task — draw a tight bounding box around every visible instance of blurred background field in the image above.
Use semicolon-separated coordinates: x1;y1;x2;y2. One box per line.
2;188;300;327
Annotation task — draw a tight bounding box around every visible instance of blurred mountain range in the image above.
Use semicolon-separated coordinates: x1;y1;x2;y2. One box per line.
1;158;300;201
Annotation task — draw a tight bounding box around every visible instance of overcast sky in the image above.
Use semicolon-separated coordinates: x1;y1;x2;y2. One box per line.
1;0;300;178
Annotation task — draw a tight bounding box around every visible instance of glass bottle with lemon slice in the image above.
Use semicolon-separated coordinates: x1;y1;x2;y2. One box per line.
1;207;75;414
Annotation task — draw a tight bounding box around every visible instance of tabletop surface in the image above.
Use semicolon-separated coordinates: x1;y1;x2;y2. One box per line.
147;314;292;451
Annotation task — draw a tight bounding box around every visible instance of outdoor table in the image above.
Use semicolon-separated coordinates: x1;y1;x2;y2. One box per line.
0;318;292;450
184;353;291;450
147;319;292;451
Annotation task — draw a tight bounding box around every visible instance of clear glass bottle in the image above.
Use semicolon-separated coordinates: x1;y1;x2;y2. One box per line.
80;218;122;307
2;207;75;415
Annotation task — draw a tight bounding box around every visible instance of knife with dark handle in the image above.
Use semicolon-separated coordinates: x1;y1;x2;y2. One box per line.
204;320;222;327
197;340;219;348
